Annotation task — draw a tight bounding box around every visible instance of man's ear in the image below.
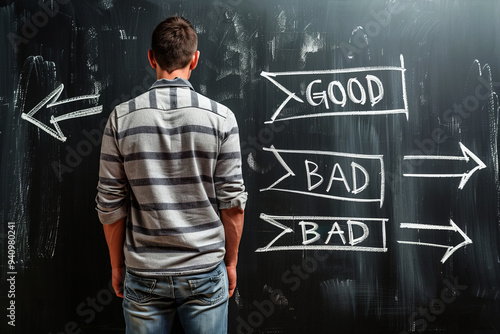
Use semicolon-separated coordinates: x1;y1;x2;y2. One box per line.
148;49;157;69
190;51;200;70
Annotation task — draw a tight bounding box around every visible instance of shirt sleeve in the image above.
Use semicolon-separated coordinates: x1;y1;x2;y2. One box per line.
95;110;129;224
215;110;248;210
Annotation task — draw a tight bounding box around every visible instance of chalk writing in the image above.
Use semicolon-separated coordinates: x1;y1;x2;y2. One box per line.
256;214;388;252
261;145;385;207
260;54;408;123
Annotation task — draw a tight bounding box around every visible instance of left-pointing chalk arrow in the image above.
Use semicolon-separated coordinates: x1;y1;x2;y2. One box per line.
397;219;472;263
21;83;102;142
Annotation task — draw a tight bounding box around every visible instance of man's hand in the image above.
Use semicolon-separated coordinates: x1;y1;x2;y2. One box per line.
220;207;244;299
112;267;125;298
103;218;126;298
226;265;237;298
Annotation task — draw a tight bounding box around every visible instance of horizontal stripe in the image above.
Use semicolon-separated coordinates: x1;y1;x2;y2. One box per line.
218;152;241;160
100;153;123;163
131;199;214;211
124;150;217;162
99;177;127;186
104;128;113;137
96;197;126;209
123;149;241;162
126;241;225;254
214;174;243;183
120;103;228;119
117;125;221;140
130;220;222;236
126;261;221;274
228;126;239;135
129;175;213;187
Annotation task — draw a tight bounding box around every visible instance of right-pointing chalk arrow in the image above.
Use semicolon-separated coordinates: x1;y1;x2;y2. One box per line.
403;142;486;189
397;219;472;263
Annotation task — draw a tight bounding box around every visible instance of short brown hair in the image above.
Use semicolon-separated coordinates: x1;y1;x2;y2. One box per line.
151;16;198;73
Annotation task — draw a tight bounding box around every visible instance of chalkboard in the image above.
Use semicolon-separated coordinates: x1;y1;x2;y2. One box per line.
1;0;500;333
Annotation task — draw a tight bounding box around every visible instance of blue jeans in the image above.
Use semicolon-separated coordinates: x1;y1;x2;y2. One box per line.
123;261;228;334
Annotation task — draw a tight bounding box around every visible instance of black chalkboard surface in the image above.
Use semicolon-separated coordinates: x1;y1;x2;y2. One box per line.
1;0;500;333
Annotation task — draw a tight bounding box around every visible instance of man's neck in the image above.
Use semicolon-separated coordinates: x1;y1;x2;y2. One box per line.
156;67;191;81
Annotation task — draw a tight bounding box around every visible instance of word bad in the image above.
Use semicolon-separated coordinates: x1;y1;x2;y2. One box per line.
305;160;369;194
300;220;370;246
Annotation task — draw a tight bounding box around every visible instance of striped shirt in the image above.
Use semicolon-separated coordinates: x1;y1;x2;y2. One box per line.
96;78;247;276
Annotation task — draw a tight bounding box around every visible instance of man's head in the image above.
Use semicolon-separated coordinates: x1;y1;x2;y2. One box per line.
149;16;199;78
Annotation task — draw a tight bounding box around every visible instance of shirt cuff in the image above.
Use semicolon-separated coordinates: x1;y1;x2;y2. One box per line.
218;192;248;211
96;206;127;225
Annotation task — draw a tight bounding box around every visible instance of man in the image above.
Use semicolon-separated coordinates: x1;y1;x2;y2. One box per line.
95;16;247;334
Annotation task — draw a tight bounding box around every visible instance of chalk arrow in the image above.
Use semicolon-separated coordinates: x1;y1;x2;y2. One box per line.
397;219;472;263
256;214;295;252
403;142;486;189
21;83;102;142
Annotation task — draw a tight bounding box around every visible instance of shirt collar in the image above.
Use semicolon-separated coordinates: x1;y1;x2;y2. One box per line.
149;77;194;91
